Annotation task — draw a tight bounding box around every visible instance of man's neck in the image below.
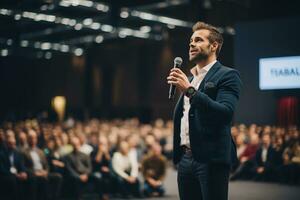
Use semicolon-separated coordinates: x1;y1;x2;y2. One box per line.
195;55;217;69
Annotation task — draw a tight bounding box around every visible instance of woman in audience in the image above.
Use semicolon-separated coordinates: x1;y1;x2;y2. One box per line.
112;140;141;198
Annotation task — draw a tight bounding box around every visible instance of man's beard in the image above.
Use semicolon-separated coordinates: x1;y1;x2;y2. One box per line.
189;45;211;63
189;51;209;63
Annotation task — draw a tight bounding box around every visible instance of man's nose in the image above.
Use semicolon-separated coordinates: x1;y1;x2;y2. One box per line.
189;42;195;48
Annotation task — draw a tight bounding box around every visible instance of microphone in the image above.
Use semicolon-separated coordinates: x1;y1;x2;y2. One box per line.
169;57;183;99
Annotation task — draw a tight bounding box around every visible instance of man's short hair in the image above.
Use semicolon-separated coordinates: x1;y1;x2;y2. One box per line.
192;22;223;57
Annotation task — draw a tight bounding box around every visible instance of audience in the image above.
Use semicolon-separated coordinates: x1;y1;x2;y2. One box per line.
0;117;299;200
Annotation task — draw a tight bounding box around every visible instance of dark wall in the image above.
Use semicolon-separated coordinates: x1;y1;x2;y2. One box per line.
234;17;300;125
0;26;234;122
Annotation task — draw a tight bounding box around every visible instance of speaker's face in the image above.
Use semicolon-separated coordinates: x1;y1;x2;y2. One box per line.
189;29;213;62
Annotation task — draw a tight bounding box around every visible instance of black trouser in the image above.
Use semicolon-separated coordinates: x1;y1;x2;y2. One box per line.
65;175;103;200
115;176;140;197
177;152;230;200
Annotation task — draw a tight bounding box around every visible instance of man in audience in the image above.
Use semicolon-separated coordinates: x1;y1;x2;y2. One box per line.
0;132;29;200
65;136;103;200
23;129;62;200
254;134;277;181
141;142;167;197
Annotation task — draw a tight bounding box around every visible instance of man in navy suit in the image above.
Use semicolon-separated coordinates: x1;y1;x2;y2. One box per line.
0;131;28;200
167;21;242;200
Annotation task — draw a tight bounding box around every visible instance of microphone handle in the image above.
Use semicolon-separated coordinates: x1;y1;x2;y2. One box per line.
168;63;181;99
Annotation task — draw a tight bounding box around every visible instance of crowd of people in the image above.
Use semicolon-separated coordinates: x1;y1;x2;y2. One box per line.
0;118;171;200
0;117;299;200
230;124;300;184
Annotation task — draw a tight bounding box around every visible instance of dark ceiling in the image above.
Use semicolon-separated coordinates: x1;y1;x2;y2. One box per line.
0;0;299;58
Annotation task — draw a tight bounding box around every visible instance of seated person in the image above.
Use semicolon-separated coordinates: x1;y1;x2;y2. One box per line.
112;141;141;198
0;132;28;200
64;136;103;200
230;134;259;180
141;142;167;197
23;130;62;200
254;134;277;182
91;136;112;200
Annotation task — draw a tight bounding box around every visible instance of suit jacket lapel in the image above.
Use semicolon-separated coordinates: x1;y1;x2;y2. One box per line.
198;61;221;91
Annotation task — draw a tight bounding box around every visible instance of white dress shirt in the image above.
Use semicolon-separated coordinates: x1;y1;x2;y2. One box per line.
112;152;138;179
30;149;43;171
180;60;217;147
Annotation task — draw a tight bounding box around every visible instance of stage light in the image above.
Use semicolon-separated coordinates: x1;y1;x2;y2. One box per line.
7;39;13;46
91;22;100;30
1;49;8;57
59;1;71;7
101;25;113;32
34;14;47;21
120;28;133;36
71;0;79;7
40;5;48;11
60;44;70;52
81;0;93;7
46;15;56;22
118;32;127;38
14;14;21;20
102;6;109;12
133;31;149;39
120;11;129;18
41;42;51;50
158;16;185;26
45;52;52;59
20;40;29;47
61;18;71;25
83;18;93;26
139;12;155;20
74;48;83;56
140;26;151;33
74;23;83;30
52;96;66;122
0;9;12;16
69;19;76;26
167;24;175;29
95;35;103;43
52;43;61;50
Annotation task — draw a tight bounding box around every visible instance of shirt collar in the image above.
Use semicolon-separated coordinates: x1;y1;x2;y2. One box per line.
190;60;217;77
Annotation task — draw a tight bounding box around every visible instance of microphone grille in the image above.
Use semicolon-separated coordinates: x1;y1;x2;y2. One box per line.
174;57;183;65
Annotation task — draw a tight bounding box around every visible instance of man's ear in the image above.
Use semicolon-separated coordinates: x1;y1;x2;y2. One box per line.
211;41;218;53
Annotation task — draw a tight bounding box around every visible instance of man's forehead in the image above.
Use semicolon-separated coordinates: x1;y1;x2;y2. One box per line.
190;29;210;39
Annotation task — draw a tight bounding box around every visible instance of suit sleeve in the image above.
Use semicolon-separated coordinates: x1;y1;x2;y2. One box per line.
190;70;242;124
65;156;80;178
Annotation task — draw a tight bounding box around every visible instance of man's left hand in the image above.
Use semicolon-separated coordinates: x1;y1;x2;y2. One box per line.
167;68;192;93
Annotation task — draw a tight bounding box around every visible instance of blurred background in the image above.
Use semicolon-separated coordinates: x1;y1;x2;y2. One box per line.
0;0;299;124
0;1;300;200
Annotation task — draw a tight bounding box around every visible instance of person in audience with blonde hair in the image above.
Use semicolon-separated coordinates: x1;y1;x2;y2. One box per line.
112;140;141;198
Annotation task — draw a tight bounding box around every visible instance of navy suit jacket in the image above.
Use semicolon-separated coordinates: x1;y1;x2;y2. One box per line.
173;61;242;165
0;149;26;175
